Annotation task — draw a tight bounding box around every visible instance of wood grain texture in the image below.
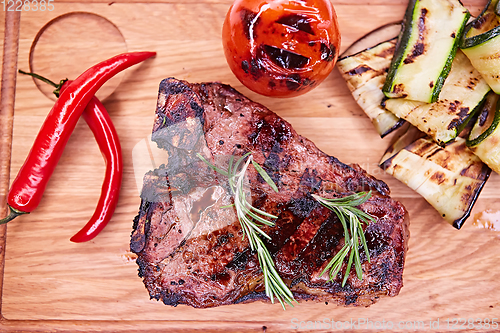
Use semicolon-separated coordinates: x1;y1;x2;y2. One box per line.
1;0;499;332
0;9;21;319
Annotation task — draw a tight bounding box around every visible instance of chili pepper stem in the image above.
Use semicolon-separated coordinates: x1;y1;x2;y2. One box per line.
0;205;28;225
18;70;68;97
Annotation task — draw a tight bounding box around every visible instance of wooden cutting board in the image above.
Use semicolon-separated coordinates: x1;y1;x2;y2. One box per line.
1;1;499;332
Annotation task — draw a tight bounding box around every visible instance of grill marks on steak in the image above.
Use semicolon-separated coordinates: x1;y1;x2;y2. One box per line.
131;78;409;308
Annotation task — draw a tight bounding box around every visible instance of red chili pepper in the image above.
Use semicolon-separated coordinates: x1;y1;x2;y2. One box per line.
0;51;155;224
49;80;122;242
16;75;123;242
71;92;123;242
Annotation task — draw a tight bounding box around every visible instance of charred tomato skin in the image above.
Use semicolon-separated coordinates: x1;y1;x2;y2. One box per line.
222;0;341;98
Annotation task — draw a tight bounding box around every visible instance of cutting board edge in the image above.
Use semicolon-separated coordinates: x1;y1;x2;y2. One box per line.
0;9;22;324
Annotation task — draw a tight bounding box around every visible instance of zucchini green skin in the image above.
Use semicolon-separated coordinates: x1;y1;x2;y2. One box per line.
453;171;490;230
431;3;470;105
460;0;500;94
383;0;470;103
466;92;500;175
460;0;498;49
382;0;416;98
467;91;500;147
468;108;500;148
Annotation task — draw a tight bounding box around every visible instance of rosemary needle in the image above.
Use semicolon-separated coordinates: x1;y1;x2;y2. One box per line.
197;152;296;309
312;191;376;286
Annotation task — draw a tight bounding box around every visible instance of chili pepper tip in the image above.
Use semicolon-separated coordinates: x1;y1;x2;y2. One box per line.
0;205;28;225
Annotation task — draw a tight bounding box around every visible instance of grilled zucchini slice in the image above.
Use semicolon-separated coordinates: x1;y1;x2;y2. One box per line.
380;127;491;229
338;39;404;137
384;50;490;146
460;0;500;94
467;91;500;175
383;0;470;103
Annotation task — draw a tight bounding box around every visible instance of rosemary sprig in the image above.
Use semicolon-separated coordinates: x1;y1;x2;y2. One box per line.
197;152;296;309
312;191;376;286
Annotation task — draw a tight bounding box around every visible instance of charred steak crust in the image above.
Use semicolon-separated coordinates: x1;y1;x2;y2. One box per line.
131;77;410;308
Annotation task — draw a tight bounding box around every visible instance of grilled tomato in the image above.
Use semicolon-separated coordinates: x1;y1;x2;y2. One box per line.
222;0;341;97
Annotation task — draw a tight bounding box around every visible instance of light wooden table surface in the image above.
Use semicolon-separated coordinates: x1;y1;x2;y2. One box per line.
0;1;498;332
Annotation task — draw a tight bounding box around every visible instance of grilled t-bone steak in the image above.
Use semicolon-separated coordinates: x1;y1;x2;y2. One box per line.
131;77;410;308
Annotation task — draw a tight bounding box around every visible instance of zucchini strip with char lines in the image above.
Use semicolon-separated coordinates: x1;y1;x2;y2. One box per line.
380;126;491;229
383;0;470;103
338;39;403;138
384;50;490;146
461;0;500;94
